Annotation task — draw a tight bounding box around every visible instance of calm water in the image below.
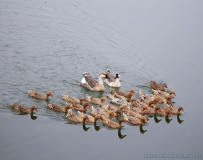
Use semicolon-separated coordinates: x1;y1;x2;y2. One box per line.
0;0;203;160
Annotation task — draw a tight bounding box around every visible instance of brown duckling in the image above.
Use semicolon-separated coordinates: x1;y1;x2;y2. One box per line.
110;89;136;97
11;103;38;114
157;109;172;117
122;106;148;123
123;112;146;125
145;104;162;114
62;94;85;104
104;118;128;129
150;79;167;91
78;111;102;123
85;95;107;105
46;103;72;113
72;102;91;112
169;106;185;115
28;90;54;100
66;109;89;123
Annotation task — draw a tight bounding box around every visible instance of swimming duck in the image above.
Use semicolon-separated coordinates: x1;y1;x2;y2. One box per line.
107;94;129;106
80;72;106;91
104;118;127;129
157;109;172;117
85;95;107;105
78;111;102;123
167;104;185;115
111;89;136;97
150;79;168;91
66;109;89;123
62;94;85;104
46;103;72;113
123;113;146;125
104;69;121;88
152;89;175;101
72;102;91;112
11;103;38;114
28;90;54;100
145;104;162;114
122;106;148;123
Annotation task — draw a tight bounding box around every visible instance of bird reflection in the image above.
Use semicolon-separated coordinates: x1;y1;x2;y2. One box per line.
94;121;101;131
154;114;162;123
140;124;147;134
118;128;126;139
30;113;38;120
165;115;172;124
83;121;90;131
177;114;184;124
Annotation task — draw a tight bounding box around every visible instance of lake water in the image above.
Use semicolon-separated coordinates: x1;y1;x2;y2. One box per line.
0;0;203;160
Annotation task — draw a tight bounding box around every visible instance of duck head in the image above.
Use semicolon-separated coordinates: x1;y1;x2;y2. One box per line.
46;91;54;98
169;90;176;96
178;106;185;113
31;106;38;112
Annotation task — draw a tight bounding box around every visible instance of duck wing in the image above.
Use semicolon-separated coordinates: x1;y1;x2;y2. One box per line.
106;71;116;83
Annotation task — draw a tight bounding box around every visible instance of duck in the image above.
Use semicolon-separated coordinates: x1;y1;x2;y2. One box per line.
167;105;185;115
123;112;146;125
80;72;106;91
104;69;121;88
126;105;150;114
62;94;85;104
150;79;168;91
111;89;136;97
72;102;91;112
145;104;162;114
46;103;72;113
104;118;127;129
28;90;54;100
152;89;175;101
85;95;107;105
122;106;148;123
11;103;38;114
78;111;102;123
157;109;172;117
66;109;89;123
107;94;129;106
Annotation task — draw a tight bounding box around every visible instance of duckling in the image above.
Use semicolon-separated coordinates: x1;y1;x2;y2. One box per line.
167;104;185;115
78;111;102;123
150;79;167;91
122;107;148;123
80;72;106;91
123;113;146;125
62;94;85;104
104;69;121;88
11;103;38;114
107;94;129;106
104;118;127;129
46;103;72;113
145;104;162;114
110;89;136;97
72;102;91;112
157;109;172;117
28;90;53;100
66;109;89;123
152;90;175;102
85;95;107;105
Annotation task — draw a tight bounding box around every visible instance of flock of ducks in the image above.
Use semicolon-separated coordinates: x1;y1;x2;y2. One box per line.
11;70;185;132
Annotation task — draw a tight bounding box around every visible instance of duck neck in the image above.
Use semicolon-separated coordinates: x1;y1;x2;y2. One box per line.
83;117;88;122
46;94;50;100
98;76;104;85
161;85;166;91
119;119;124;125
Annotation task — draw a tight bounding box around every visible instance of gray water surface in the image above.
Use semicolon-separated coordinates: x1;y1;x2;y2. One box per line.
0;0;203;160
